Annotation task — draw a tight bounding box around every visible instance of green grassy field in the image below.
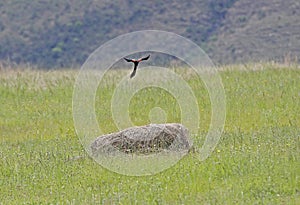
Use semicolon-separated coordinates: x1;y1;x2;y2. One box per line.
0;63;299;204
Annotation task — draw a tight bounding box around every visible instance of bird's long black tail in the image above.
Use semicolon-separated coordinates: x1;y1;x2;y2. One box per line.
130;63;138;78
130;68;137;78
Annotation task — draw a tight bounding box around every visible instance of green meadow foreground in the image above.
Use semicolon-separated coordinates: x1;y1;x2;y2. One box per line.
0;63;299;204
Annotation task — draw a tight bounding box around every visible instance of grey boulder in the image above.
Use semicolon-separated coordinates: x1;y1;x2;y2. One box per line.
91;123;192;155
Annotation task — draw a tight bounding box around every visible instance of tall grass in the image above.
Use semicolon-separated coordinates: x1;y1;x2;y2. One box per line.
0;63;299;204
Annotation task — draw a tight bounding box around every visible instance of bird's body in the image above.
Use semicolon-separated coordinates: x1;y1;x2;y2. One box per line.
124;55;150;78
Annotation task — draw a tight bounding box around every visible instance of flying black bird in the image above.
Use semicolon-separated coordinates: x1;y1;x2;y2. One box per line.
124;55;150;78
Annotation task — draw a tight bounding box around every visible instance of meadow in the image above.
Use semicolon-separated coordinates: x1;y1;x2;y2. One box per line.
0;63;299;204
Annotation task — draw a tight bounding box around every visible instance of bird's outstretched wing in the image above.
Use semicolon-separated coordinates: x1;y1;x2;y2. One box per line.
139;55;150;61
130;64;138;78
124;57;133;62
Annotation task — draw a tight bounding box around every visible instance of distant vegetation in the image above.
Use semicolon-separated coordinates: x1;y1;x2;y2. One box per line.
0;0;299;68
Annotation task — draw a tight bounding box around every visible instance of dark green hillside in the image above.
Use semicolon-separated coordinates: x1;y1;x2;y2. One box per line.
0;0;299;68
